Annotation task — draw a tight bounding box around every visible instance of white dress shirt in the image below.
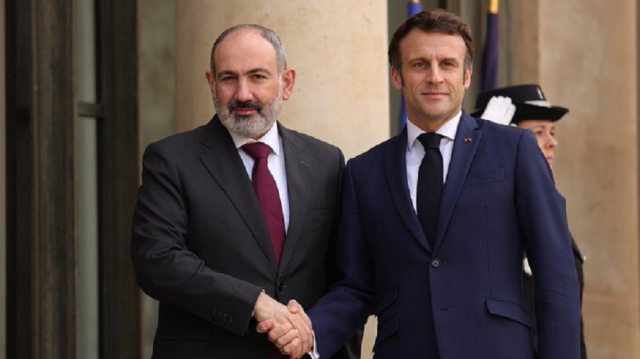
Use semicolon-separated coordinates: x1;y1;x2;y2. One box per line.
229;123;290;233
405;111;461;212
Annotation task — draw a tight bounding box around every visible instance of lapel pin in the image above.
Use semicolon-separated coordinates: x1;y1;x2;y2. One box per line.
464;137;472;142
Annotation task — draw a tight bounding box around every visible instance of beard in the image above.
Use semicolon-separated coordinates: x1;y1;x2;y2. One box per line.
215;86;283;138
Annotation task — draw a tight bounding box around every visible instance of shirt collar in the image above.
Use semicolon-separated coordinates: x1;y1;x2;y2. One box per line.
406;111;461;150
229;122;281;156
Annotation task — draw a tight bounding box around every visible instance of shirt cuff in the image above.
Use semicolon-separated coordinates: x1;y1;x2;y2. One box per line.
307;330;320;359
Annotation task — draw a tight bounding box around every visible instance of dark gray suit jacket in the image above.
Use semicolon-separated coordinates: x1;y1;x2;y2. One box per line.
131;116;353;358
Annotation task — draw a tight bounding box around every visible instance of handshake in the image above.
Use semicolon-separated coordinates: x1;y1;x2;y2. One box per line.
253;291;314;359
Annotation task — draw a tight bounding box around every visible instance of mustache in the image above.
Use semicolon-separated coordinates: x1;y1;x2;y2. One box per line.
228;100;263;113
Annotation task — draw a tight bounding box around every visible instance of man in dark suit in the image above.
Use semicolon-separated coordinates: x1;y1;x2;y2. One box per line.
131;24;357;358
265;9;580;359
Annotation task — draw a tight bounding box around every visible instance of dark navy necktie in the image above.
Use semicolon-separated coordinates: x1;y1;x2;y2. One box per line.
242;142;285;265
417;132;443;248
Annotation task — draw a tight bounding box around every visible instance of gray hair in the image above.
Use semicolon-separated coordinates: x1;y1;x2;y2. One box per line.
210;24;287;74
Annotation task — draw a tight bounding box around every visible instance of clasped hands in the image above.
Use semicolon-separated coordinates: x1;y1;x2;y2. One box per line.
254;291;313;358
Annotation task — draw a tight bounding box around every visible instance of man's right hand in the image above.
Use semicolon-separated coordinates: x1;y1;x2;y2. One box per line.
254;292;313;358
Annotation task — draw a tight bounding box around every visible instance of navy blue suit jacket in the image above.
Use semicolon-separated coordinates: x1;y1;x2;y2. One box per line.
309;112;580;359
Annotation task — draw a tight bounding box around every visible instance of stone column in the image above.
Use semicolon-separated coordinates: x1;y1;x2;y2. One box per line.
515;1;639;357
175;0;390;160
510;0;540;84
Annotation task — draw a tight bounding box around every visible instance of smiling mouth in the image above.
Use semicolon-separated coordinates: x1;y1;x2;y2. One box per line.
233;108;257;115
228;100;262;114
423;92;448;97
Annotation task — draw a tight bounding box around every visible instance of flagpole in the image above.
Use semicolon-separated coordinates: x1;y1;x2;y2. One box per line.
489;0;499;14
480;0;499;91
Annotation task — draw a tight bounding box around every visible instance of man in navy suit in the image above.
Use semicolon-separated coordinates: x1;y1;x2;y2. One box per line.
263;9;580;359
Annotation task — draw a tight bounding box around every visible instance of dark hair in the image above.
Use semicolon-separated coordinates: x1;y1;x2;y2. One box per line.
210;24;287;74
388;9;474;73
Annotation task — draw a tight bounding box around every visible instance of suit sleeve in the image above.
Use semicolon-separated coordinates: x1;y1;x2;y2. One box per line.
130;142;262;336
514;130;581;358
325;150;365;359
309;161;376;358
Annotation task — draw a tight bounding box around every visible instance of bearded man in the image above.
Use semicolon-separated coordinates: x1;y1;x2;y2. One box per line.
131;24;358;359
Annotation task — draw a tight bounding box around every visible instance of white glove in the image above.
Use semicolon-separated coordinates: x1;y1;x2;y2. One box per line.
480;96;516;126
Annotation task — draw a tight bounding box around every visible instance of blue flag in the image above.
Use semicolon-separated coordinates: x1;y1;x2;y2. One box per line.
480;0;499;92
398;1;423;133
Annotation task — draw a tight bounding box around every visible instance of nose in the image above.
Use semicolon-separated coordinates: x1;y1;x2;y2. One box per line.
546;134;558;148
427;66;443;83
234;78;253;102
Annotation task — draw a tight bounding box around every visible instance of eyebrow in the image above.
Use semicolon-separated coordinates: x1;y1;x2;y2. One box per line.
408;56;459;63
217;67;273;78
247;67;272;75
407;56;425;63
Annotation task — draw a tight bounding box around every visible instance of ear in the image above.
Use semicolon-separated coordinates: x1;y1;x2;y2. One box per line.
390;66;403;91
205;70;216;94
281;68;296;100
463;65;473;89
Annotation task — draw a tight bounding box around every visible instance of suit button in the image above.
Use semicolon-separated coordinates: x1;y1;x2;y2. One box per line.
431;258;441;268
278;283;286;291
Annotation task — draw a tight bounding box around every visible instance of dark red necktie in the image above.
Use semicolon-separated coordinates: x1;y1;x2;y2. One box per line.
242;142;285;265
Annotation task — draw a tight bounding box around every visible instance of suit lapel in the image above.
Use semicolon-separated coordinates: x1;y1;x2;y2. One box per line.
277;124;317;274
435;113;481;250
198;117;278;271
384;130;432;252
